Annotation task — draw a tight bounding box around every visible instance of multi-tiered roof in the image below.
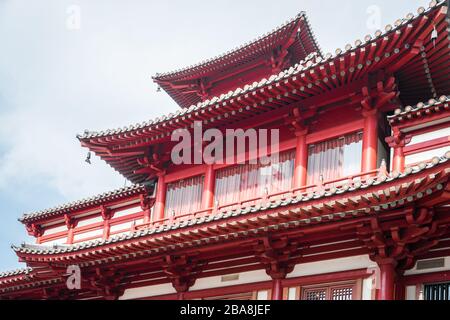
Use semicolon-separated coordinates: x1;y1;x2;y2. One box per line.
79;2;450;184
152;12;322;109
1;1;449;300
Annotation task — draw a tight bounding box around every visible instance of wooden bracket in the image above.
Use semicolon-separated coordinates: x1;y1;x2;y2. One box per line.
100;206;112;221
162;254;207;293
85;267;125;300
361;75;399;112
357;206;444;271
385;128;412;148
254;236;299;279
135;146;168;176
64;214;77;229
26;223;43;238
284;106;317;135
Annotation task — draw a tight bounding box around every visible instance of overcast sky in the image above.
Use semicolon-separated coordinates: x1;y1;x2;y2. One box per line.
0;0;430;271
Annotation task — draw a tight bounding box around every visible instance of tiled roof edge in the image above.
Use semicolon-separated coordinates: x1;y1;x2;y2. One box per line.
19;184;146;224
152;12;308;79
78;1;446;141
12;151;450;256
0;267;32;279
388;95;450;120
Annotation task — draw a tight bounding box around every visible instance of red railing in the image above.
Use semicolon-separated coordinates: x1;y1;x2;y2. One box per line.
134;169;380;232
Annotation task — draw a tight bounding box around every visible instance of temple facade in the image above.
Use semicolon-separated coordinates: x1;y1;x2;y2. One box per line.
0;1;449;300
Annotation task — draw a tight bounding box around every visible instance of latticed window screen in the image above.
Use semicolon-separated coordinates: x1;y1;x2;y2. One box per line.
302;284;354;300
214;150;295;207
307;131;363;185
303;288;327;300
331;287;353;300
424;283;450;300
165;175;204;217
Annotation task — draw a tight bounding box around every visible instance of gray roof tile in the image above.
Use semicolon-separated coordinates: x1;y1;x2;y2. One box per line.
77;1;446;141
12;151;450;256
20;184;146;223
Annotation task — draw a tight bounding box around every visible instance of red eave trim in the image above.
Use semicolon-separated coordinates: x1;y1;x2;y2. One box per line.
142;268;372;300
404;136;450;155
401;270;450;285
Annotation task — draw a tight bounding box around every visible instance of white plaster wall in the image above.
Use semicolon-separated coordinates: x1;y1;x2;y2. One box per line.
287;287;297;300
288;255;376;278
73;228;103;242
405;146;449;165
256;290;269;300
43;224;67;235
362;277;374;300
77;215;103;228
404;256;450;276
389;127;449;171
409;128;450;145
113;206;142;218
119;255;376;300
120;283;175;300
110;221;134;233
192;270;271;291
406;285;417;300
41;237;67;245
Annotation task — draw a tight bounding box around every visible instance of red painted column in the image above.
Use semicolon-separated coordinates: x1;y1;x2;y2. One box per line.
140;194;151;224
143;208;151;224
395;281;406;300
154;173;166;222
101;206;111;240
377;260;397;300
361;109;379;173
102;220;110;240
67;226;75;244
293;129;308;189
202;165;215;210
271;279;283;300
64;215;76;244
392;146;405;173
386;130;411;174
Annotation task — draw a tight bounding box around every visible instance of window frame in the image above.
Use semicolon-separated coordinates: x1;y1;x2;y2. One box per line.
286;280;363;301
164;174;205;217
306;131;364;186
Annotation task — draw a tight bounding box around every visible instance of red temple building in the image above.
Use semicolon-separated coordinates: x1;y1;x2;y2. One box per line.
0;1;449;300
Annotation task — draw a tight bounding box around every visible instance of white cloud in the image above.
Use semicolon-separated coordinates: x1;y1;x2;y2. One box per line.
0;0;177;200
0;0;429;202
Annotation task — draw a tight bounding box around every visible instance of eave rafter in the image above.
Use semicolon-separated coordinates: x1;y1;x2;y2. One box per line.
15;163;450;265
77;2;449;184
2;2;449;300
357;206;449;271
2;158;447;298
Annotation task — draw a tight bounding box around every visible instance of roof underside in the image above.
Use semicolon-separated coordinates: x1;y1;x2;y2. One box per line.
12;152;450;259
2;156;449;298
2;2;450;300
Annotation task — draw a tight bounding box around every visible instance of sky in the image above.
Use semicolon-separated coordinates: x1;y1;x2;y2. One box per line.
0;0;430;271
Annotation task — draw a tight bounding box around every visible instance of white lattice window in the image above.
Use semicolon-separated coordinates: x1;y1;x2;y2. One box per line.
301;282;356;300
303;288;327;300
